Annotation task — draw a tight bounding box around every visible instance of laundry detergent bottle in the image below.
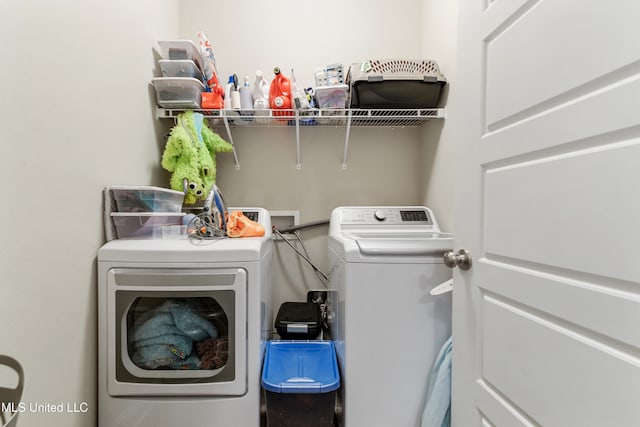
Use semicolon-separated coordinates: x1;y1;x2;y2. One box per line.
253;70;270;111
269;67;293;117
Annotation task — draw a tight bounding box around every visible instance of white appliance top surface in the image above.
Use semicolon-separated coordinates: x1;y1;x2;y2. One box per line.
99;207;272;263
328;206;453;262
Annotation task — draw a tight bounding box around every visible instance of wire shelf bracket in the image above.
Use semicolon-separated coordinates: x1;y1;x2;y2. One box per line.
156;107;446;170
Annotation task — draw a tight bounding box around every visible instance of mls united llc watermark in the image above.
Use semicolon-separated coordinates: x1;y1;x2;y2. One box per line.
2;401;89;414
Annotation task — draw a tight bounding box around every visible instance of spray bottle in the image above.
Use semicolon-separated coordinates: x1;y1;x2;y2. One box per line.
239;76;253;110
291;68;310;110
224;75;234;110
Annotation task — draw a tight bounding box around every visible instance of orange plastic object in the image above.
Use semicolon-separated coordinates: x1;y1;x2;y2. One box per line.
226;211;265;238
269;67;293;117
201;90;223;109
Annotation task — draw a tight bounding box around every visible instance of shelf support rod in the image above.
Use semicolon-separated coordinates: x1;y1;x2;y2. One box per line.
295;111;301;170
342;110;352;170
222;111;241;170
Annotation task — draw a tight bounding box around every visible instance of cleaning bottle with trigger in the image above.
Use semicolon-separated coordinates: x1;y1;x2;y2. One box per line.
223;75;234;110
269;67;293;117
239;75;253;110
291;68;309;110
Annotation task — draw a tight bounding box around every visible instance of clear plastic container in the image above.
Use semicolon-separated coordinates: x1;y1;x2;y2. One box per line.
152;77;205;108
159;60;204;81
110;186;184;213
315;84;348;109
111;212;186;239
157;40;204;73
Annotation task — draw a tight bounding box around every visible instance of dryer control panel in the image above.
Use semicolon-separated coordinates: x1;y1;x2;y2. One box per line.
338;207;433;225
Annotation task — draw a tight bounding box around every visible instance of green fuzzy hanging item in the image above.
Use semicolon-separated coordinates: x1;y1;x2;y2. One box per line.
161;111;233;204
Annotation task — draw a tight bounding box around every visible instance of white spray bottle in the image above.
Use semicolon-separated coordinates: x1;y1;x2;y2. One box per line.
239;75;253;110
224;75;234;110
291;68;309;110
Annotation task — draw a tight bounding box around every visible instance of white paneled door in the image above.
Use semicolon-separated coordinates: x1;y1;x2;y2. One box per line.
452;1;640;426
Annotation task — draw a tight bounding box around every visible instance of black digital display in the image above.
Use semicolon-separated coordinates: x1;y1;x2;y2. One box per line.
400;210;429;222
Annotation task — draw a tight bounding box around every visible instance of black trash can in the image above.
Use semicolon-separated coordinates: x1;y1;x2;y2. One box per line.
261;341;340;427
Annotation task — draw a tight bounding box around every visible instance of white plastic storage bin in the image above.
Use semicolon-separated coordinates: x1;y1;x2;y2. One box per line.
157;40;204;74
152;77;205;108
110;212;185;239
110;186;184;213
159;60;204;81
315;84;348;109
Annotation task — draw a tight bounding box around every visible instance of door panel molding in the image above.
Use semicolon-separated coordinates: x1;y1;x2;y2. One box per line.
478;259;640;349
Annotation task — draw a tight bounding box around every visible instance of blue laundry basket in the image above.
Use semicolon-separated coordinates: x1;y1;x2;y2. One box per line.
261;341;340;427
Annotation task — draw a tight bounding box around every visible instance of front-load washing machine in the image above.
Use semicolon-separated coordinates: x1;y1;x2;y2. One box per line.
327;206;453;427
97;208;272;427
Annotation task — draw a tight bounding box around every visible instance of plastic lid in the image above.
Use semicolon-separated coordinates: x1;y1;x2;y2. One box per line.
261;341;340;394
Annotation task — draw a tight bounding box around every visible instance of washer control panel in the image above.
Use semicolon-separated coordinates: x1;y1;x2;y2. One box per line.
339;207;432;225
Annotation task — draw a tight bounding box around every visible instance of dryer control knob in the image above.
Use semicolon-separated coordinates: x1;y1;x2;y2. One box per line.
373;210;386;221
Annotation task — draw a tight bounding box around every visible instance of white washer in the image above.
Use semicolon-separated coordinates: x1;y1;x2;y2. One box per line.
327;206;453;427
97;208;272;427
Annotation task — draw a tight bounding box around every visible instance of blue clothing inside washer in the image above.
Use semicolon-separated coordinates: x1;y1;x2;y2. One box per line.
130;299;218;369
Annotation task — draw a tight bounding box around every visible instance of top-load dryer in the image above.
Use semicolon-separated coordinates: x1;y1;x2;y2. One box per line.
327;206;453;427
97;208;272;427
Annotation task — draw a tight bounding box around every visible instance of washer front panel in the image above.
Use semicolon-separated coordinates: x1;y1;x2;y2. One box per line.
106;267;247;396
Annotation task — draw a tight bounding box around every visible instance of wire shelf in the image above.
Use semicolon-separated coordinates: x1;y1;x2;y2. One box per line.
156;107;445;170
156;107;445;128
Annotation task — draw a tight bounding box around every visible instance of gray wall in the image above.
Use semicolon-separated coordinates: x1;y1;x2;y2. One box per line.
0;1;457;426
178;0;440;311
420;0;458;233
0;1;179;426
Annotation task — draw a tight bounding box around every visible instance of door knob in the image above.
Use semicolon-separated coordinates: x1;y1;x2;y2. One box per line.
443;249;472;270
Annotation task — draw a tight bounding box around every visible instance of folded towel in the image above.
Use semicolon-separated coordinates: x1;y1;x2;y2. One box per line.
421;336;453;427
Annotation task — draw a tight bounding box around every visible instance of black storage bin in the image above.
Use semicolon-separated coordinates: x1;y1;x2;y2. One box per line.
348;59;447;109
261;341;340;427
275;302;322;339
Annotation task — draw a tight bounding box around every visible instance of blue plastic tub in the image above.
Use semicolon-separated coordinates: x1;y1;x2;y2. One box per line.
261;341;340;426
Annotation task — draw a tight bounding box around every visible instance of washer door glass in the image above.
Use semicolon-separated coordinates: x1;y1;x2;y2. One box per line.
123;295;232;378
107;268;247;396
